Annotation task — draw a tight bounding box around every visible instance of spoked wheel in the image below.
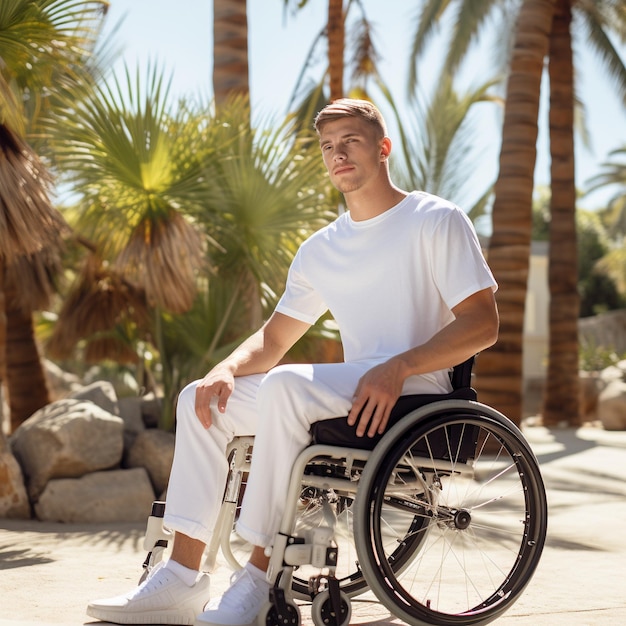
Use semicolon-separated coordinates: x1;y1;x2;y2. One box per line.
354;400;548;626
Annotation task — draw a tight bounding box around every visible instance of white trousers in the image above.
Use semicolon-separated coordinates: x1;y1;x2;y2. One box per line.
163;360;441;548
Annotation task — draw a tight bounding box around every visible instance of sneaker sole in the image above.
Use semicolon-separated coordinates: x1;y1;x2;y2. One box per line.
86;605;197;625
194;620;255;626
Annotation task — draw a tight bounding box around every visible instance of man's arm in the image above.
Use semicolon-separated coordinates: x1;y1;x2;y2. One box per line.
348;287;499;437
194;312;311;429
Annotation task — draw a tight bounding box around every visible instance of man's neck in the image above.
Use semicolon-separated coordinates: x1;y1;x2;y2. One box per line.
345;184;408;222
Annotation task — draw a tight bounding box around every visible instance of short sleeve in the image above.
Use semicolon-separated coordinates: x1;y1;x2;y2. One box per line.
430;208;497;310
275;249;328;324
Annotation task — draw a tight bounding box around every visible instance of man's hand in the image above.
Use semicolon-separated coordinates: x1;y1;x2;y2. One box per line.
347;358;407;437
194;365;236;429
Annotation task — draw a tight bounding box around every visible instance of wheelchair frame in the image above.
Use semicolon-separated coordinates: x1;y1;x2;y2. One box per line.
141;362;548;626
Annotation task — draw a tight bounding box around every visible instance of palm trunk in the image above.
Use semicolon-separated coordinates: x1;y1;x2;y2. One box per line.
213;0;249;107
327;0;345;100
3;272;50;433
543;0;580;425
0;263;6;432
475;0;556;425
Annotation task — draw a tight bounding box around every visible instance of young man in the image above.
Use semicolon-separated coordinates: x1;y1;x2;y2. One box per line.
87;99;499;626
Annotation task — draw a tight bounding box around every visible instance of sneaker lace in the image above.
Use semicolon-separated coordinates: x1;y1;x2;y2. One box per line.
127;562;170;599
220;568;267;611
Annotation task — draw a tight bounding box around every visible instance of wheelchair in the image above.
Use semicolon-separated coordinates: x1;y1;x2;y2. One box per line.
141;358;548;626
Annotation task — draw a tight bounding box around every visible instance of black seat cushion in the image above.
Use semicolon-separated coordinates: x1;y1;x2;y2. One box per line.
310;386;477;452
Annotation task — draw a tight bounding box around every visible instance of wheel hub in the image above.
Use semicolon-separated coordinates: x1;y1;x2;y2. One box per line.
454;508;471;530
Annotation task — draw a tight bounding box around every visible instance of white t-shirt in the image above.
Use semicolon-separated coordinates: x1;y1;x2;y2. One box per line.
275;191;497;394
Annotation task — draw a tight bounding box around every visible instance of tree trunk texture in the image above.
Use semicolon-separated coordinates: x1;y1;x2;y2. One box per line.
4;269;50;433
328;0;345;101
543;0;580;425
475;0;557;425
0;263;6;432
213;0;249;106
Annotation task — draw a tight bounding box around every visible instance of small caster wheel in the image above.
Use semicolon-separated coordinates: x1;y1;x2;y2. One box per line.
311;589;351;626
258;599;301;626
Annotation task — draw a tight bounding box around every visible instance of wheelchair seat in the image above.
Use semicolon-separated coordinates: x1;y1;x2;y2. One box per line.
310;357;478;461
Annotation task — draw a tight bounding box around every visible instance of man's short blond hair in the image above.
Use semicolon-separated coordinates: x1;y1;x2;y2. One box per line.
314;98;387;138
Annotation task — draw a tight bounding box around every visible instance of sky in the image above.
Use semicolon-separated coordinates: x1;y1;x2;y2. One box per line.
99;0;626;213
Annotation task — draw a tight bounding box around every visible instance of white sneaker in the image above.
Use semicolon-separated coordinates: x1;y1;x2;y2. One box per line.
195;565;270;626
87;562;210;625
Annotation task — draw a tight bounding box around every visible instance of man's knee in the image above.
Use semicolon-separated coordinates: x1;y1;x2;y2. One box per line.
256;364;311;409
176;380;199;423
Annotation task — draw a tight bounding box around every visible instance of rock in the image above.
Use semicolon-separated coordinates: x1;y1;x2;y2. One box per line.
70;381;119;416
597;380;626;431
34;468;154;523
43;359;83;399
0;433;30;519
127;429;175;494
140;392;163;428
10;399;124;500
579;371;606;422
118;396;146;434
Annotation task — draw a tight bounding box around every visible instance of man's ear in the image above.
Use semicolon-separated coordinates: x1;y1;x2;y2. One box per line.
381;137;392;160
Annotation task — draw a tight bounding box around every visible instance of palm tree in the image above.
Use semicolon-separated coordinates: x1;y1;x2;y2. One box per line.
390;72;500;220
159;100;337;425
0;0;107;431
327;0;345;100
586;145;626;238
45;64;218;422
213;0;249;107
47;63;336;428
408;0;626;425
543;0;579;424
284;0;384;119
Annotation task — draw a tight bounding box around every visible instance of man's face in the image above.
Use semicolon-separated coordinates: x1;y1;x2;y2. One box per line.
318;117;387;194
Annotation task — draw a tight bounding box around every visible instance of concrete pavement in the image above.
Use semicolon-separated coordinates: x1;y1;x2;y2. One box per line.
1;424;626;625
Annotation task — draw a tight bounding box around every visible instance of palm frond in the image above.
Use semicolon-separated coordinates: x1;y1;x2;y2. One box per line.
47;253;149;361
4;245;63;312
408;0;452;94
0;0;108;134
48;63;212;313
194;104;335;298
0;123;69;263
577;4;626;104
391;72;500;210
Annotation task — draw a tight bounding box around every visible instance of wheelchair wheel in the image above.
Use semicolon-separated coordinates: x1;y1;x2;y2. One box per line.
354;400;547;626
310;589;351;626
258;598;301;626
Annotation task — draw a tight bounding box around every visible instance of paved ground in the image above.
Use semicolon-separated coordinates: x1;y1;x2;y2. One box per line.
1;424;626;626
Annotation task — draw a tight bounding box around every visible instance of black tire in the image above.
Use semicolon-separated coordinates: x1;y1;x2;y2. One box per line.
354;400;548;626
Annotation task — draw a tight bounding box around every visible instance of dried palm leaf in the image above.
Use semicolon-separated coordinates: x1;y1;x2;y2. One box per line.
0;124;70;262
47;254;149;360
84;336;139;365
4;244;64;313
115;210;204;314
